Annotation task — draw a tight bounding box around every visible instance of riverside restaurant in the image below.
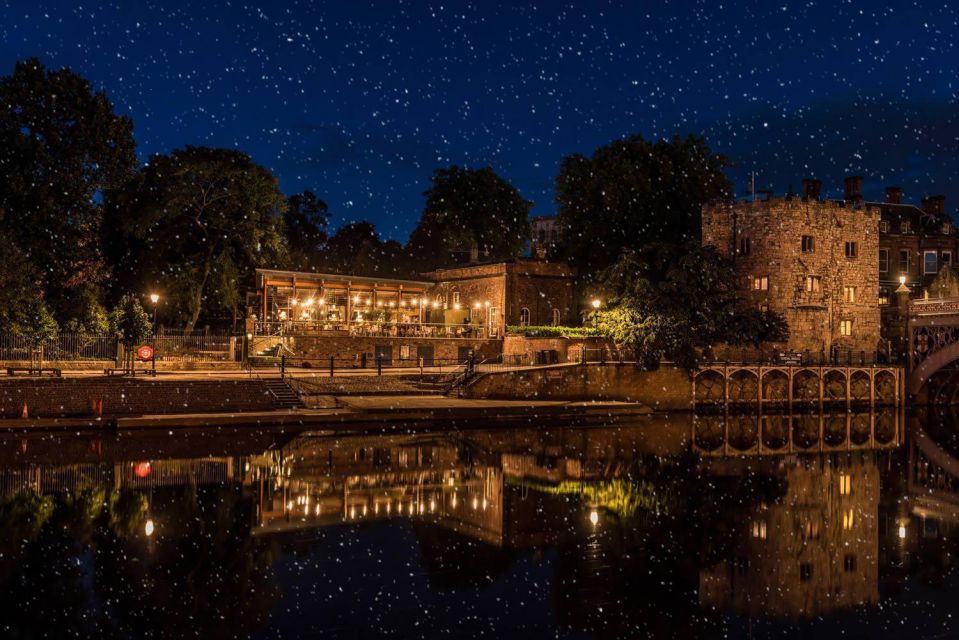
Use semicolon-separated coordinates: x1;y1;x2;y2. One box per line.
251;268;490;339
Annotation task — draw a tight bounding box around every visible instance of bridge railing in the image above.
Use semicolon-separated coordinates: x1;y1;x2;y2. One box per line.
705;349;896;367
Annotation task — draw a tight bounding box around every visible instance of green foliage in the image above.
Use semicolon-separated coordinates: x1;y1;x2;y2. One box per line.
104;146;289;332
13;298;59;346
320;221;414;278
0;58;137;326
408;165;532;269
590;243;789;369
110;294;153;348
108;489;148;539
284;190;329;271
506;325;605;338
555;134;732;281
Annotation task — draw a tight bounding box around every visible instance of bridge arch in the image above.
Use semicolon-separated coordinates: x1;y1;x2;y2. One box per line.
908;338;959;396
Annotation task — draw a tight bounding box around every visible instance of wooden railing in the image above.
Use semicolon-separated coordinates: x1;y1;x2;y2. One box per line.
253;321;492;340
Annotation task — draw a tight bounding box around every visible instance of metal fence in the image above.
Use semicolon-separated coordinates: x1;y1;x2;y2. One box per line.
0;334;240;362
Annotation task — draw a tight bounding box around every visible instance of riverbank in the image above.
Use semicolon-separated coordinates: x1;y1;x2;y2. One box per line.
0;396;651;433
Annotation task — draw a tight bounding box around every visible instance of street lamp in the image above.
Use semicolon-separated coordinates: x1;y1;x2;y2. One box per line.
149;294;159;374
591;299;602;309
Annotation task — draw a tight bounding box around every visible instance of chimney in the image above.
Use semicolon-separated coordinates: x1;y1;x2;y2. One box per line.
923;195;946;217
844;176;863;202
469;244;480;263
801;178;822;201
884;186;903;204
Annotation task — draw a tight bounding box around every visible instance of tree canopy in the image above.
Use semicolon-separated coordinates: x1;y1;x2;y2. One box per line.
555;134;732;282
283;190;329;272
590;243;788;369
104;146;288;332
408;165;532;269
0;58;137;325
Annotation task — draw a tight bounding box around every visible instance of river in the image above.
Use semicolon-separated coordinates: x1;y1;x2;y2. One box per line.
0;408;955;638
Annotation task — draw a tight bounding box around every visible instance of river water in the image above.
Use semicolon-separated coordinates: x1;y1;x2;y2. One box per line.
1;409;957;639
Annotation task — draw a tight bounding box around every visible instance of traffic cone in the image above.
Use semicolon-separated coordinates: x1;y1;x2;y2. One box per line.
20;402;28;419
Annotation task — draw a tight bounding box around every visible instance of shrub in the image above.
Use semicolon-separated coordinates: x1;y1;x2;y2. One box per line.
506;325;605;338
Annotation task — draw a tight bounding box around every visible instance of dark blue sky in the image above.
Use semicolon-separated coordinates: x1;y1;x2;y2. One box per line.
3;0;958;238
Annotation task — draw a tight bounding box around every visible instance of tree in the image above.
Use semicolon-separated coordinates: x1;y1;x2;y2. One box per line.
320;221;414;278
590;243;788;369
14;298;58;371
408;166;532;269
555;134;732;281
105;146;288;332
283;190;329;271
0;58;137;325
110;294;153;370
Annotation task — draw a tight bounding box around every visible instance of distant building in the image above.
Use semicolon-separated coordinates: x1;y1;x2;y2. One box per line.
530;215;560;259
702;177;882;355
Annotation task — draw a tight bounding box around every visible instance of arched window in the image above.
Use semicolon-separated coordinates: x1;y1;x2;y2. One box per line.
452;290;460;306
552;308;561;326
520;308;531;326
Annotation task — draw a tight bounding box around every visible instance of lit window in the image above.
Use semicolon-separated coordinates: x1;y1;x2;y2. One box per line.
879;249;889;273
924;250;938;274
845;241;858;258
840;320;852;336
739;236;751;255
879;220;890;233
552;308;561;326
452;291;460;305
751;520;767;540
752;276;769;291
843;508;855;530
801;235;814;253
843;286;856;303
805;276;822;293
520;307;530;326
839;474;851;495
879;287;890;306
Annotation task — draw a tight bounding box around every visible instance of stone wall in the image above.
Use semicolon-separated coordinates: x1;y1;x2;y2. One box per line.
703;197;881;353
290;335;502;365
463;362;693;411
502;335;616;363
0;378;283;418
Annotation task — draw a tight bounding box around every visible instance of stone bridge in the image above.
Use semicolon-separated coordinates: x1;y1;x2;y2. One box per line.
692;364;903;409
908;298;959;398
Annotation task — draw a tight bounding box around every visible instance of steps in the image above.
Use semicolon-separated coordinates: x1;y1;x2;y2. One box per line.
263;379;305;409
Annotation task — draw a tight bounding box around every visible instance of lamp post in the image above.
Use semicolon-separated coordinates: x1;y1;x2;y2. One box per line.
150;294;159;374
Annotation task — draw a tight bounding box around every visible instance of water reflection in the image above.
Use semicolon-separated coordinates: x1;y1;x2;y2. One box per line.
2;409;959;637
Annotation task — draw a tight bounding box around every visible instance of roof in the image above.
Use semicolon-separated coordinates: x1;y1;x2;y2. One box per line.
869;201;954;234
256;268;431;289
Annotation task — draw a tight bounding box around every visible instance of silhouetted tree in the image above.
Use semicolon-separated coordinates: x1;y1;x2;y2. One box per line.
284;190;329;271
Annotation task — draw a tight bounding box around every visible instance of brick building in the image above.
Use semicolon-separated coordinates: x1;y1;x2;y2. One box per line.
702;177;882;354
530;215;561;259
423;258;576;337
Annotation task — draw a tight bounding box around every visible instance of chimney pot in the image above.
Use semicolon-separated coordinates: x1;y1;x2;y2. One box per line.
801;178;822;201
844;176;863;202
885;186;903;204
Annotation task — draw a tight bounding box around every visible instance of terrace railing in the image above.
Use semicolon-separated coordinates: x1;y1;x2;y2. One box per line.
254;320;491;340
0;334;241;363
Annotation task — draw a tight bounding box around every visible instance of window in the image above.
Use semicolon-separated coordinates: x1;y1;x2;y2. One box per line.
844;554;857;572
759;303;769;313
552;308;561;326
843;508;856;530
879;249;889;273
801;235;815;253
899;249;910;274
844;241;858;258
943;251;953;267
901;221;911;234
880;220;890;233
805;276;822;293
840;320;852;336
879;287;890;306
751;520;767;540
839;474;851;495
924;250;938;274
519;307;530;326
752;276;768;291
944;221;953;235
799;563;813;582
738;236;751;256
843;286;856;303
451;290;460;306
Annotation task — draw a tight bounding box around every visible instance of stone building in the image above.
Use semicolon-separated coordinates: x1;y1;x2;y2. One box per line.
702;177;882;355
530;215;561;258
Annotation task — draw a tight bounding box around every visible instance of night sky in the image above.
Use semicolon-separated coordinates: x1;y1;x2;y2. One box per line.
2;0;958;238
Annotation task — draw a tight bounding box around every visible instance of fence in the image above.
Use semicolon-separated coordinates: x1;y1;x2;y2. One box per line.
271;352;540;378
0;334;241;363
253;320;490;340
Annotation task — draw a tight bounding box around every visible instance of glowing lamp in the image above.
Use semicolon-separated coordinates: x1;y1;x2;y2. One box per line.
149;293;159;304
591;299;602;309
144;519;155;537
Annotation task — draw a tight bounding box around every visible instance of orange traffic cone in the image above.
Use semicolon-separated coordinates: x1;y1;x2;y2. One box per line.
20;402;28;419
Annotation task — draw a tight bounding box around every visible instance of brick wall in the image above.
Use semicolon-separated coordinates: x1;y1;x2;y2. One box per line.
502;335;616;363
703;197;881;353
0;379;282;418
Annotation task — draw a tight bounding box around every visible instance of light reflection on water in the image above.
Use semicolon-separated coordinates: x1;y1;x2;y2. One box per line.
0;409;957;638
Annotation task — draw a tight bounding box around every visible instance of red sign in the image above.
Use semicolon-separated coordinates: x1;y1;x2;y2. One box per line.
134;462;152;478
136;345;154;361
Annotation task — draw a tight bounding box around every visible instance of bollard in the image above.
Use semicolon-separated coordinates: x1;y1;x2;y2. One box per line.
20;402;28;419
377;354;383;376
330;355;334;378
